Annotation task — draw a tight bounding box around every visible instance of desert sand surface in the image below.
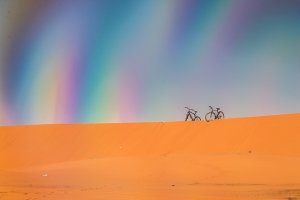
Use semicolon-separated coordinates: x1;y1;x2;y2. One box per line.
1;114;300;200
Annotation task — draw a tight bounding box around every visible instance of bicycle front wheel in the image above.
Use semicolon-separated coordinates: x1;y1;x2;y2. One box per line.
194;116;201;121
205;112;215;122
185;113;192;121
217;111;225;119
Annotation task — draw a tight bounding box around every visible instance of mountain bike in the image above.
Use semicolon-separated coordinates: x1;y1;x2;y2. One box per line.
205;106;224;122
185;107;201;121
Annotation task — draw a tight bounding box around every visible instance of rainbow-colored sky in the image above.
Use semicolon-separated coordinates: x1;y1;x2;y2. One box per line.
1;0;300;125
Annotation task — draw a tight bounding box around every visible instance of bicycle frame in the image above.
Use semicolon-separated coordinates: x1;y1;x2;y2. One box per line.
186;111;196;120
215;110;221;118
209;107;221;119
185;109;201;121
205;106;224;122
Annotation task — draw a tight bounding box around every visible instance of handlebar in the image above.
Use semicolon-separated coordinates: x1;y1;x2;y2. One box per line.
185;107;197;113
209;106;221;112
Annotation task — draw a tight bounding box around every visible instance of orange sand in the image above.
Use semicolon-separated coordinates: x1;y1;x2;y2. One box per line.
1;114;300;199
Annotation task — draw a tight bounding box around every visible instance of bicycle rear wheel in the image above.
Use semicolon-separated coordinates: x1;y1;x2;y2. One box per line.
217;111;225;119
195;116;201;121
205;112;215;122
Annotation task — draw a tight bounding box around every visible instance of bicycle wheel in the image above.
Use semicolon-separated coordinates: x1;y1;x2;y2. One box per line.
205;112;215;122
217;111;225;119
185;113;191;121
194;116;201;121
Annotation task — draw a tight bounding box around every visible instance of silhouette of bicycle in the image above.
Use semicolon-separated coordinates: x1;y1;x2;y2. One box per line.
205;106;224;122
185;107;201;121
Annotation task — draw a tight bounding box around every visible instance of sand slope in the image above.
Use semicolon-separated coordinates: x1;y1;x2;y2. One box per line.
1;114;300;199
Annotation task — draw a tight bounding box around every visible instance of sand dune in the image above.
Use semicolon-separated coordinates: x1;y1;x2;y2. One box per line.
1;114;300;199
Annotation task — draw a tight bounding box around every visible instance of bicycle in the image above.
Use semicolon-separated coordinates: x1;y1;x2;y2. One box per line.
185;107;201;121
205;106;225;122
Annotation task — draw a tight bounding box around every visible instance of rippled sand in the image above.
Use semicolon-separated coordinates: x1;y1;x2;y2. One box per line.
1;114;300;199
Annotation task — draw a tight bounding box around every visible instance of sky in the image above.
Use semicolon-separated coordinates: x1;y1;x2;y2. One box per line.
0;0;300;125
